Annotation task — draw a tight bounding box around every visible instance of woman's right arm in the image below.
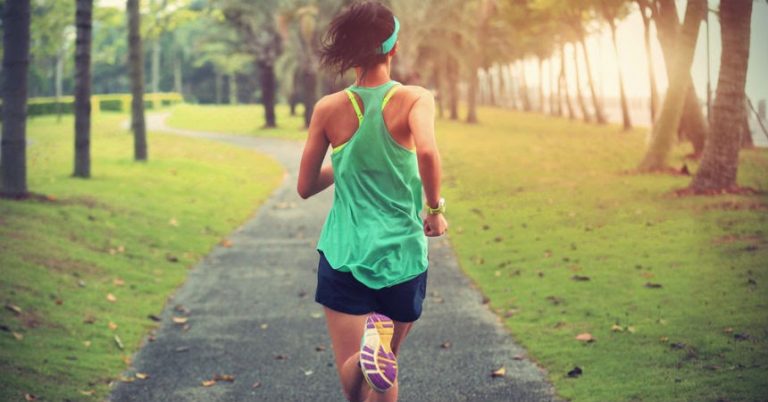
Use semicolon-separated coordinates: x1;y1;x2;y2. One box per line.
408;89;448;237
297;97;334;199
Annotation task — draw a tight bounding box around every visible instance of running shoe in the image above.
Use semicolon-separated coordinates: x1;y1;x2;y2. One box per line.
359;313;398;393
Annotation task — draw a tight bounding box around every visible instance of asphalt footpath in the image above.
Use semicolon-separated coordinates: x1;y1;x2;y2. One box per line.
109;113;560;402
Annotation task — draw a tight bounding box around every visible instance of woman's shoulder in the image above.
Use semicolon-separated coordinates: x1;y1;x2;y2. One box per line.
395;84;434;101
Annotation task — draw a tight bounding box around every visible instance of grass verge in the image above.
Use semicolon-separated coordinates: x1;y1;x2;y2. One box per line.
0;113;283;401
439;108;768;402
166;103;308;141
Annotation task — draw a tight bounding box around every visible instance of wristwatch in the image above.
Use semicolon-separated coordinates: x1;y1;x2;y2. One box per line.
425;197;446;215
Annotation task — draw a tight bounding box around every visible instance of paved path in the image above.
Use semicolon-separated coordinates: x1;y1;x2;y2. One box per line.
109;114;559;402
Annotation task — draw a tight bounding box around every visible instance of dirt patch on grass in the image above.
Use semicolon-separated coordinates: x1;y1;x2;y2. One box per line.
700;200;768;212
712;235;764;245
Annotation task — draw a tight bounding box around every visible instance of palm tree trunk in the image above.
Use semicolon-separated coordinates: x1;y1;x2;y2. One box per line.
579;36;607;124
518;59;531;112
504;63;519;110
537;57;545;112
466;65;479;124
448;58;459;120
127;0;147;161
638;0;659;123
573;44;591;122
638;0;706;171
609;19;632;130
259;61;277;128
559;44;575;120
74;0;93;178
302;68;316;128
151;39;160;94
487;68;497;107
690;0;752;191
1;0;31;198
654;0;708;155
550;56;559;116
173;51;182;95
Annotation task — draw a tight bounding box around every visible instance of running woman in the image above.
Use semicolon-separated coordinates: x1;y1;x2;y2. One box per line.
297;2;447;401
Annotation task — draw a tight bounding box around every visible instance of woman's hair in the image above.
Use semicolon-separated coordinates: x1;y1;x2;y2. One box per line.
319;1;396;77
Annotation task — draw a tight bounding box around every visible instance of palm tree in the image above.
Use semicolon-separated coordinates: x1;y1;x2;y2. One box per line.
690;0;753;191
652;0;708;156
596;0;632;130
636;0;659;122
127;0;147;161
1;0;31;198
558;42;575;120
572;42;592;122
637;0;706;172
74;0;93;178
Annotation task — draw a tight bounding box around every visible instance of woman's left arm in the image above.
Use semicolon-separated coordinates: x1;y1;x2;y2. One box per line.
297;97;334;199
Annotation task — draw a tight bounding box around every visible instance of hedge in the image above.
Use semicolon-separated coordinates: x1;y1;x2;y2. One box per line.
0;93;183;118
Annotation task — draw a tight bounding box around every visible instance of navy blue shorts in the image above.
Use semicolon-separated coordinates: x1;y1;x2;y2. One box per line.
314;252;428;323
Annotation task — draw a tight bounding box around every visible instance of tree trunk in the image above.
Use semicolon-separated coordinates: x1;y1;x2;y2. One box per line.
690;1;752;191
55;49;64;122
435;62;444;118
494;64;505;108
579;36;607;124
560;44;575;120
302;68;316;128
504;63;519;111
573;43;591;122
638;0;706;172
550;56;559;116
466;66;479;124
448;58;459;120
654;0;708;154
518;59;531;112
638;0;659;123
74;0;92;178
537;58;545;112
1;0;30;198
609;19;632;130
487;68;497;107
127;0;147;161
229;74;238;105
259;61;277;128
214;70;222;104
173;51;182;95
740;103;753;149
151;39;160;94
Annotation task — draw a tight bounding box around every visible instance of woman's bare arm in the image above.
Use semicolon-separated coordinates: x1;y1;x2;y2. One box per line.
408;88;447;236
297;98;334;199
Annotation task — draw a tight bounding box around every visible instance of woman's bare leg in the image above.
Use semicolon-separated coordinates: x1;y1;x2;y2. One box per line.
323;307;415;402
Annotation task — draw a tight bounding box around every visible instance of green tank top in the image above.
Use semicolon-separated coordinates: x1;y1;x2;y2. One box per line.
317;80;428;289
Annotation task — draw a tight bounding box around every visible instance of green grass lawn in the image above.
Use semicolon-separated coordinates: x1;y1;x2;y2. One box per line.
0;113;283;401
438;108;768;402
167;103;308;141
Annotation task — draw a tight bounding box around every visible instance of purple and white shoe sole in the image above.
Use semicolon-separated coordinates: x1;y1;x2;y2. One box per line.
360;313;397;392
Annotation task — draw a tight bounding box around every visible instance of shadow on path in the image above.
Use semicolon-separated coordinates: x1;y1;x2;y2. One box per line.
109;113;560;402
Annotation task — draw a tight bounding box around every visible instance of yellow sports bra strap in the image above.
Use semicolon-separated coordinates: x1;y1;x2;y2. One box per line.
382;84;400;109
345;89;363;123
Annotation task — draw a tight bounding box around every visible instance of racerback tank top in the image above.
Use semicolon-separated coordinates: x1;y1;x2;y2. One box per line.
316;80;428;289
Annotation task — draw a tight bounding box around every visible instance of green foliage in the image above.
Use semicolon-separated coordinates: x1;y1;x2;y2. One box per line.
0;113;282;401
439;107;768;402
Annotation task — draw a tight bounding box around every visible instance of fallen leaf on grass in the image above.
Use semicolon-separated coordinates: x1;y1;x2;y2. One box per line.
106;293;117;302
212;374;235;382
108;321;118;331
83;340;91;347
723;327;734;334
12;332;23;340
201;380;216;387
220;239;233;248
734;333;751;341
147;314;161;322
571;275;590;281
172;316;188;325
575;333;595;342
174;304;190;314
24;394;37;401
659;336;669;343
119;376;136;383
169;218;179;227
626;326;636;333
114;335;124;350
135;372;149;380
491;367;506;377
79;390;95;396
5;303;22;315
83;314;96;324
440;341;452;349
644;282;663;288
113;278;125;286
166;254;179;263
567;366;583;378
611;324;623;332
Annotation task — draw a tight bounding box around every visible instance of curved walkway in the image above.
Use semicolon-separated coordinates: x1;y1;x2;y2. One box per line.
109;113;559;402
